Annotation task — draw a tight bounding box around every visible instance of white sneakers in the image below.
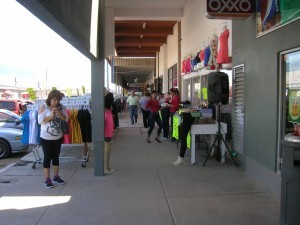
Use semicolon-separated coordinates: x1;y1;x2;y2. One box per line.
160;137;171;143
105;169;115;174
173;156;184;166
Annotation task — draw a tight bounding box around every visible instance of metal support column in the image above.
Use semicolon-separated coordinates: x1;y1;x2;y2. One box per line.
92;0;105;176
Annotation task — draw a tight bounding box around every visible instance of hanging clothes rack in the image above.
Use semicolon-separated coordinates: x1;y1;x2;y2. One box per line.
27;96;92;169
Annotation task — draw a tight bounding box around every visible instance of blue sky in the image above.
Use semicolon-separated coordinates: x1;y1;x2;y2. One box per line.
0;0;91;91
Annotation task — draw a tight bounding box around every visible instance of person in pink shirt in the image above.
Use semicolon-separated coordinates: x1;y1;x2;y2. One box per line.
104;91;114;174
145;90;163;143
168;88;180;141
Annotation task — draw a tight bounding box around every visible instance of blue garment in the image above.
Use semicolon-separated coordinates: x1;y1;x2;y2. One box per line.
36;110;41;144
21;110;31;144
139;96;150;111
204;47;211;66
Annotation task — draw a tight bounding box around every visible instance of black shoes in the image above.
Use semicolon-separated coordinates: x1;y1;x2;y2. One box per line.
45;179;53;189
53;176;65;185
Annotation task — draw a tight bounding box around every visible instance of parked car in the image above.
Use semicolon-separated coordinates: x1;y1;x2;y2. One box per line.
0;109;29;159
0;109;23;130
0;128;29;159
0;99;22;115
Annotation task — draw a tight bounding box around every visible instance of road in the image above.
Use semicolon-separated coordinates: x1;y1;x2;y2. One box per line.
0;149;31;171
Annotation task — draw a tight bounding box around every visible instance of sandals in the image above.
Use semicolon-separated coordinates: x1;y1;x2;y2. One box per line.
155;138;161;143
146;138;151;143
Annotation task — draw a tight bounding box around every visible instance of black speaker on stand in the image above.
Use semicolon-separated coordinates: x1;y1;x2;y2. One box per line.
203;71;239;167
207;71;229;104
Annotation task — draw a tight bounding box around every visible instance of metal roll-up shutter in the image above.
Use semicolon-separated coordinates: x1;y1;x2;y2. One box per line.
233;64;245;154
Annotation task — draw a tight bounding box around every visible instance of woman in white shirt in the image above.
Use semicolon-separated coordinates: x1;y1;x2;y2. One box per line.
38;90;68;189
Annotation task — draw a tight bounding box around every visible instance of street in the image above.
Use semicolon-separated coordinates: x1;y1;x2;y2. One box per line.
0;148;31;171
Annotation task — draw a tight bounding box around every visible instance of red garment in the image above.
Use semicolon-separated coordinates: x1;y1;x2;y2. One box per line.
105;109;114;138
170;95;180;113
146;98;160;113
185;57;192;73
181;59;186;74
217;29;230;64
199;50;205;61
63;109;71;144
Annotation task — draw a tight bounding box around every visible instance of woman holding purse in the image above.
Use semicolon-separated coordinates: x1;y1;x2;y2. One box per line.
38;90;68;189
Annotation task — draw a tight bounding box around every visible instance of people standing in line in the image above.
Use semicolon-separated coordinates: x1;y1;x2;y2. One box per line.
38;90;68;189
126;90;139;125
104;88;114;174
160;93;171;142
145;90;163;143
139;92;151;128
168;88;180;141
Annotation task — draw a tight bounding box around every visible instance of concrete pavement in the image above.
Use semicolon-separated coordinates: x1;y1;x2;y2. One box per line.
0;111;280;225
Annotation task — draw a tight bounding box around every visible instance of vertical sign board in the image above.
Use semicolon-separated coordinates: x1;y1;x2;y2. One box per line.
206;0;255;19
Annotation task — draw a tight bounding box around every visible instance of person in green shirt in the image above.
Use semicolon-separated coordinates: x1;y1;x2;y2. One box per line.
126;90;139;125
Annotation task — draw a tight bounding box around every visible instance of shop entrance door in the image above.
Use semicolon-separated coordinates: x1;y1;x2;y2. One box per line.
233;64;245;155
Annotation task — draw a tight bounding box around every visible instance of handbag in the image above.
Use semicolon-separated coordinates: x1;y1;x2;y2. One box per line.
61;120;69;135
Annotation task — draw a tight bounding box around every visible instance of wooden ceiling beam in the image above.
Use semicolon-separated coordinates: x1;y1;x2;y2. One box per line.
117;52;156;57
116;46;160;52
115;27;173;36
116;43;162;47
116;37;167;44
115;20;177;27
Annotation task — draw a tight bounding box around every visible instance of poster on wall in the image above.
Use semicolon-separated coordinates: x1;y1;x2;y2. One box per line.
288;89;300;123
256;0;300;37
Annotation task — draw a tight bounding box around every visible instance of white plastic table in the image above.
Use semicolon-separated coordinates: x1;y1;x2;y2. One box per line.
190;122;227;164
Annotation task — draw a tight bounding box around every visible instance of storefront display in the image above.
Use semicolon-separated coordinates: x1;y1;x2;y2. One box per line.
281;49;300;135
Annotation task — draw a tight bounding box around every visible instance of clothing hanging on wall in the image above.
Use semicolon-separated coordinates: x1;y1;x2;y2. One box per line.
207;35;218;70
204;46;211;67
217;28;230;64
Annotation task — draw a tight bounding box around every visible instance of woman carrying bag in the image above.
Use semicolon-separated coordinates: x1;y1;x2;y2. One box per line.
38;90;68;189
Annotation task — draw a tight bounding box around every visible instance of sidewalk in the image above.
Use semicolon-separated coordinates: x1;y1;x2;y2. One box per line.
0;111;280;225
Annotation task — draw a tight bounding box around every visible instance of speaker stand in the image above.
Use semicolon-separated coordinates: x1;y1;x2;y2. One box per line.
203;103;239;167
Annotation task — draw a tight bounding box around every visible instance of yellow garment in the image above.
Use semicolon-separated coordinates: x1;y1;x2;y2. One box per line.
70;109;82;144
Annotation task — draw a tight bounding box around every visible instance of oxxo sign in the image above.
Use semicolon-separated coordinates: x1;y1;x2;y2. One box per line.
206;0;255;19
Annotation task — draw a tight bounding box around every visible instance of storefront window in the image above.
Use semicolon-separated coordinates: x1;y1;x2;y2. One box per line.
182;79;191;102
168;64;177;89
282;49;300;136
192;77;201;106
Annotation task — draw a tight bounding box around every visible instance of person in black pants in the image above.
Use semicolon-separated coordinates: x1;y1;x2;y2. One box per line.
160;106;170;141
38;90;68;188
145;91;163;143
173;112;194;166
139;92;151;128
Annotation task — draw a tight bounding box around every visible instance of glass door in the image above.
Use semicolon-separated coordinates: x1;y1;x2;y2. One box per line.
278;48;300;171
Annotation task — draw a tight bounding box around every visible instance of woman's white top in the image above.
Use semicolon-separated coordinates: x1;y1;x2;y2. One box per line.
38;104;68;140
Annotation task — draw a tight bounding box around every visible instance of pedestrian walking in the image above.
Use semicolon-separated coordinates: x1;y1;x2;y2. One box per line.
145;90;163;143
126;90;139;125
139;92;151;128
